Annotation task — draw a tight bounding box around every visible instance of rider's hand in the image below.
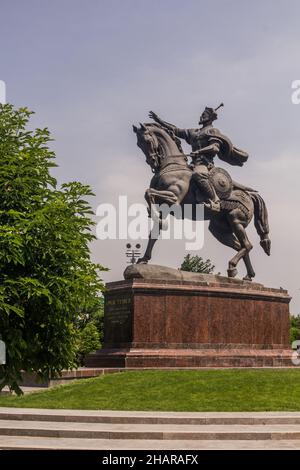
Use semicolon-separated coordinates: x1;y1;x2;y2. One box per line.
149;111;159;122
191;150;202;157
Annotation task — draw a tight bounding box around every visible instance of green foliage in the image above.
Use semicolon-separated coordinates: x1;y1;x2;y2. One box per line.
87;297;104;345
290;315;300;344
76;323;101;366
180;254;215;274
76;296;104;344
0;104;106;394
75;296;104;364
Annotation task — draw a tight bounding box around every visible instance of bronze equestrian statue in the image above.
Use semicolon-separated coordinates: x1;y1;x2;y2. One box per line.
133;105;271;281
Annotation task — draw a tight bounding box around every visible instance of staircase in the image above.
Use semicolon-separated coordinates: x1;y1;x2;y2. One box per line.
1;408;300;449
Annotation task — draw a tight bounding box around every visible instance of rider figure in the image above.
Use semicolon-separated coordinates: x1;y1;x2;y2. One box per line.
149;104;247;212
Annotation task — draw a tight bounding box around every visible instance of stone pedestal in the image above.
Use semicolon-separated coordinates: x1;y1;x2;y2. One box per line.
85;265;294;368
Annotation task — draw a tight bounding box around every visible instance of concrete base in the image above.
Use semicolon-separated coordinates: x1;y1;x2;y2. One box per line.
86;348;296;368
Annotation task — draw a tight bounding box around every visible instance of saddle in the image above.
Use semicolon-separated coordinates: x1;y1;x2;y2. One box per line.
208;167;255;213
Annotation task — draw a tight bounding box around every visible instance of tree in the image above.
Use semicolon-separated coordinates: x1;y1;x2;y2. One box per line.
75;296;104;365
180;254;215;274
76;323;101;366
0;104;106;394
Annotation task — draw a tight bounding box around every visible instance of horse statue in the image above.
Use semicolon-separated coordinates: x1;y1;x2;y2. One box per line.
132;121;271;281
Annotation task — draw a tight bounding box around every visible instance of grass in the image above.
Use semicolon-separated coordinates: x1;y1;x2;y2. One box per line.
1;369;300;411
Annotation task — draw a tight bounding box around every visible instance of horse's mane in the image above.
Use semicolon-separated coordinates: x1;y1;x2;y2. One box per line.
145;122;184;154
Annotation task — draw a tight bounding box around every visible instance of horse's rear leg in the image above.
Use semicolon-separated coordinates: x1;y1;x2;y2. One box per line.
228;247;256;280
227;210;254;279
243;252;255;281
208;218;241;251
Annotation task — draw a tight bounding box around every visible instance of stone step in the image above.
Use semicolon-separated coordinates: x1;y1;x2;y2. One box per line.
2;408;300;425
1;420;300;440
1;436;300;450
20;368;122;387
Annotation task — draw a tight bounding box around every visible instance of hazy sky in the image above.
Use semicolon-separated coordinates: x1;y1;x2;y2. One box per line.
1;0;300;312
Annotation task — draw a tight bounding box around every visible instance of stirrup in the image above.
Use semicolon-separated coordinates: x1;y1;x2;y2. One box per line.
204;199;221;212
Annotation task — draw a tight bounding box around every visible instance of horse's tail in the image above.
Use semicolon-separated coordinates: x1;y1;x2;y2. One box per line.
250;192;271;255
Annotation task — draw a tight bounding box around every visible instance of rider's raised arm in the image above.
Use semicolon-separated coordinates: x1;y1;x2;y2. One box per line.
174;127;190;141
149;111;189;142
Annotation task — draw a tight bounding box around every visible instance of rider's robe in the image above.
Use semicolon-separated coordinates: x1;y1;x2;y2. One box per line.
175;126;249;167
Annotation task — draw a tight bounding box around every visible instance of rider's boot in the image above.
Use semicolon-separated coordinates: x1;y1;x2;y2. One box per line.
204;184;221;212
193;172;221;212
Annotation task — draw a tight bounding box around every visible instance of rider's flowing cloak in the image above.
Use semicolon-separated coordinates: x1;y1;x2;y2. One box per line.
205;127;249;167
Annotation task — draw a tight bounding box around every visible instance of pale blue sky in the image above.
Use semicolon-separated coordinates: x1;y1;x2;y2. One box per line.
1;0;300;311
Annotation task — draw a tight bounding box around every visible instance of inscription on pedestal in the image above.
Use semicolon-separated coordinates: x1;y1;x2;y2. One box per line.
104;295;132;345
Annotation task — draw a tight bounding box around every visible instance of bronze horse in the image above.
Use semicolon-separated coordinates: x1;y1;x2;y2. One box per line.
133;122;270;280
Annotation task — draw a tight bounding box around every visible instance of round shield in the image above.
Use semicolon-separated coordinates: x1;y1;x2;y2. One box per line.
209;167;233;199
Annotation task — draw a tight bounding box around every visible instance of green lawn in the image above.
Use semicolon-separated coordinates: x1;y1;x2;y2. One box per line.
1;369;300;411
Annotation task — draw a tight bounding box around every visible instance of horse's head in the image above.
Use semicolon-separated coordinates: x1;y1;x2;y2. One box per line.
133;123;160;172
133;122;183;173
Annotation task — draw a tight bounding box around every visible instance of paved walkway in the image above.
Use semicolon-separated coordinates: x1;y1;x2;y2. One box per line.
1;436;300;450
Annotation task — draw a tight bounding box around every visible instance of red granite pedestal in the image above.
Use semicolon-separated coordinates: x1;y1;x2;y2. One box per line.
86;268;294;368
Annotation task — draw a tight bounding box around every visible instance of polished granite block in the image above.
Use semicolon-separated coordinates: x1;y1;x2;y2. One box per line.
85;272;293;368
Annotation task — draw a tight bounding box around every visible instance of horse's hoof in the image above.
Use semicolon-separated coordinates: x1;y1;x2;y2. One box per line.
243;275;253;282
260;238;271;256
227;267;237;278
